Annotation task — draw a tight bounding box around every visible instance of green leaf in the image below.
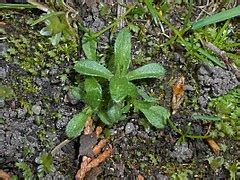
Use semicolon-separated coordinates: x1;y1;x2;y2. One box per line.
137;87;157;103
74;60;113;80
65;107;92;138
84;77;102;110
31;11;65;26
126;63;165;81
71;86;84;100
107;104;122;123
192;6;240;30
114;28;131;75
109;76;131;103
98;110;112;125
208;156;224;170
192;114;221;121
50;32;62;46
143;0;160;25
135;101;170;129
0;3;36;9
82;33;97;60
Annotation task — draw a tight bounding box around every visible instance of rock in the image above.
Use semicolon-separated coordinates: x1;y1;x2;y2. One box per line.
65;91;79;105
170;142;193;163
34;77;43;87
198;64;239;110
155;173;169;180
0;99;5;108
49;65;59;75
0;42;7;57
17;108;27;118
32;105;41;115
0;67;7;79
125;122;135;134
56;116;69;130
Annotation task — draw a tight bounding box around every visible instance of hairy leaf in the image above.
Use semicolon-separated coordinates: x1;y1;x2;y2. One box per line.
74;60;113;80
82;33;97;60
98;110;112;125
84;77;102;110
109;76;131;103
66;107;92;138
114;28;131;75
135;101;170;129
107;104;122;123
126;63;165;81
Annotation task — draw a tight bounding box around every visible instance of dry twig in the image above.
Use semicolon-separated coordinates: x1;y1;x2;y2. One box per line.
206;139;220;155
75;118;112;180
172;76;185;115
0;170;10;180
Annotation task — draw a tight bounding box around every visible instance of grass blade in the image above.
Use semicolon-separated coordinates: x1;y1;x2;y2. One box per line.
192;6;240;30
31;11;65;26
0;3;36;9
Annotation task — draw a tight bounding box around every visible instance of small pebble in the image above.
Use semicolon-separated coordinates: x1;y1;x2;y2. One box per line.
170;142;193;163
32;105;41;115
0;67;7;79
125;122;135;134
17;108;27;118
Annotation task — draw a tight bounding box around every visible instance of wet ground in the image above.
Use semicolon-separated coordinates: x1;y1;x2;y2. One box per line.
0;2;240;179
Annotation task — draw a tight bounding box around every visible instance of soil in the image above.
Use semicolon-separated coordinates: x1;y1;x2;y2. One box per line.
0;1;239;179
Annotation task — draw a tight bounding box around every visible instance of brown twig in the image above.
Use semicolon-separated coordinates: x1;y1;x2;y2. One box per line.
95;126;103;137
203;41;229;64
93;139;108;155
86;147;113;171
206;139;220;155
51;139;71;156
172;76;185;115
75;118;112;180
0;170;10;180
84;117;93;135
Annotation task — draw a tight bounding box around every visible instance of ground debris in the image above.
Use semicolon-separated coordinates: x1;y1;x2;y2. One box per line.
0;169;10;180
206;139;220;155
75;118;112;180
172;76;185;115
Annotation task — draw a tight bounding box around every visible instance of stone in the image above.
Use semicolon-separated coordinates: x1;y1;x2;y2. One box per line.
17;108;27;118
0;99;5;108
0;67;7;79
125;122;135;134
32;105;41;115
170;142;193;163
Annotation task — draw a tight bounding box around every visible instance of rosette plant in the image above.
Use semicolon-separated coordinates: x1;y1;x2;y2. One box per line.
66;28;170;138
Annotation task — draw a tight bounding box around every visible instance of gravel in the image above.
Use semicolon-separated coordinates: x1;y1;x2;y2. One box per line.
32;105;42;115
170;142;193;163
125;122;136;134
0;67;7;79
17;108;27;119
198;64;239;109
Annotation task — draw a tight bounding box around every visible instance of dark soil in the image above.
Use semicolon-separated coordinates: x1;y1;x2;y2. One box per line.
1;1;239;179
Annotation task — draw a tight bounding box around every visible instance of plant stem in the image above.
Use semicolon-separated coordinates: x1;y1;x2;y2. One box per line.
167;118;210;139
93;5;135;38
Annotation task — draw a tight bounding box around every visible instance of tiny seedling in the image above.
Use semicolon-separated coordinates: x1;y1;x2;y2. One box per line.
30;0;78;45
66;28;170;138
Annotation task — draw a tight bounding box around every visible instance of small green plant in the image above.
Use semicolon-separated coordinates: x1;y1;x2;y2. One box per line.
208;88;240;140
35;153;55;178
66;28;170;138
30;0;78;45
225;162;239;180
16;162;33;179
171;169;193;180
